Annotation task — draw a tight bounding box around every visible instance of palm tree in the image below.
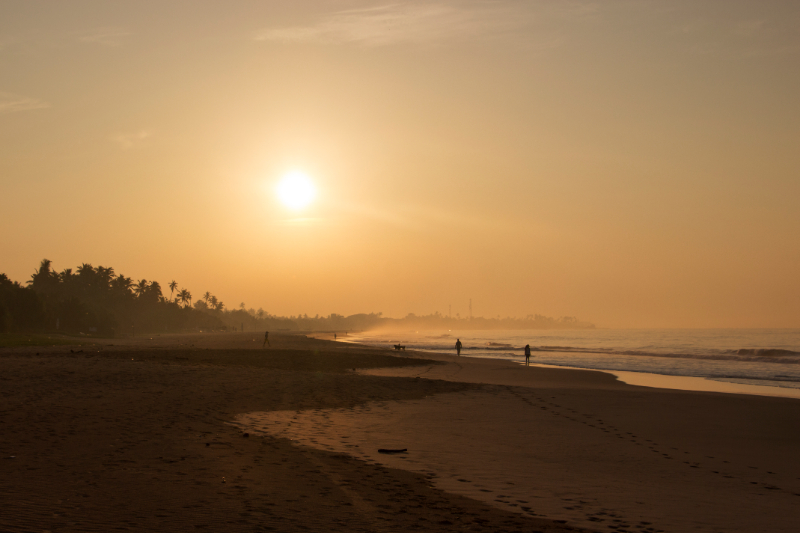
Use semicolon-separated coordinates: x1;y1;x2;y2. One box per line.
31;258;53;282
146;281;162;300
209;295;218;309
203;291;211;305
169;280;178;301
29;258;58;291
134;279;149;297
59;268;74;283
178;289;192;308
111;275;133;295
96;266;115;290
77;263;94;277
76;263;97;290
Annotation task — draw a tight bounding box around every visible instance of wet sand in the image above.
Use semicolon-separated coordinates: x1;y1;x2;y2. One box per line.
3;332;800;532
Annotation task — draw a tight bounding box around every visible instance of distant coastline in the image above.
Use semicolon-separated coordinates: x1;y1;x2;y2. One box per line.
1;259;594;337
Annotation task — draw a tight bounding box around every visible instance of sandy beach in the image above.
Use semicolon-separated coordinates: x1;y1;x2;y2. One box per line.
2;332;799;532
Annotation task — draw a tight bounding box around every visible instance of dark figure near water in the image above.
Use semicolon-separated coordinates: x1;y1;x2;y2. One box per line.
525;344;531;366
455;339;462;356
262;331;270;348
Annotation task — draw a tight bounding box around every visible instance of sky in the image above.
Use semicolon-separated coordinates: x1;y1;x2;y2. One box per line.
1;0;799;328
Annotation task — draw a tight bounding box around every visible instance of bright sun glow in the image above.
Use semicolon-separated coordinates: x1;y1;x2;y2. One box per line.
276;171;316;210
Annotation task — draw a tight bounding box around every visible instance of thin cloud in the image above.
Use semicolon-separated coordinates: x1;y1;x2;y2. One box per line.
0;92;49;114
80;28;132;47
674;15;800;58
254;3;520;46
113;130;151;149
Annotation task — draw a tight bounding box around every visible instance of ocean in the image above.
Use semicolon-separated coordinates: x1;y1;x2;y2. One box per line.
348;329;800;397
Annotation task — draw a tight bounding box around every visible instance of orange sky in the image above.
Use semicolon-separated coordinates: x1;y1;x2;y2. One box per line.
1;1;799;328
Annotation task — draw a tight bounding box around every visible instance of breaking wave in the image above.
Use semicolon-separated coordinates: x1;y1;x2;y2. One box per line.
422;344;800;363
735;348;800;357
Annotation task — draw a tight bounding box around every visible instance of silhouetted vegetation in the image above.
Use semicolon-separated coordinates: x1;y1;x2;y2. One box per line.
1;259;594;337
1;259;223;336
0;273;43;332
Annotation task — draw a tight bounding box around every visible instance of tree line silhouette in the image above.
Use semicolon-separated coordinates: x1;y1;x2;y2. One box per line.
0;259;222;335
1;259;594;336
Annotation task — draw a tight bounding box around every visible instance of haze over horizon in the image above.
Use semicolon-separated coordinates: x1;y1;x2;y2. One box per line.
2;1;799;329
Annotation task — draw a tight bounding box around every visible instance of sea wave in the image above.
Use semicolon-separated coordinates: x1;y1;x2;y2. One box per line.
734;348;800;357
385;342;800;364
532;346;800;363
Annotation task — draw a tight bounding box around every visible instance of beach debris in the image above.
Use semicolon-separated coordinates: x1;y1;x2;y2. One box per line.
6;456;15;459
242;432;249;438
378;448;407;454
222;477;226;483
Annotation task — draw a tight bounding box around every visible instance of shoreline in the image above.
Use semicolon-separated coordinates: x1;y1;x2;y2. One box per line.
527;362;800;400
338;331;800;400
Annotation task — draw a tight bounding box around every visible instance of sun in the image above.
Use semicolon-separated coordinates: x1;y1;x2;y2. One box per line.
276;171;316;210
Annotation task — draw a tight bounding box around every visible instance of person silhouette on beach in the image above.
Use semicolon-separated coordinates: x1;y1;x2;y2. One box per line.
455;339;462;356
262;331;270;348
525;344;531;366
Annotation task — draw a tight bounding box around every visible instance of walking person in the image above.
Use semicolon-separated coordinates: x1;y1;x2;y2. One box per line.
455;338;462;356
262;331;270;348
524;344;531;366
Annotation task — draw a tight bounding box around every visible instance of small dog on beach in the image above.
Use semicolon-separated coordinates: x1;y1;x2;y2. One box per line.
393;344;405;351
